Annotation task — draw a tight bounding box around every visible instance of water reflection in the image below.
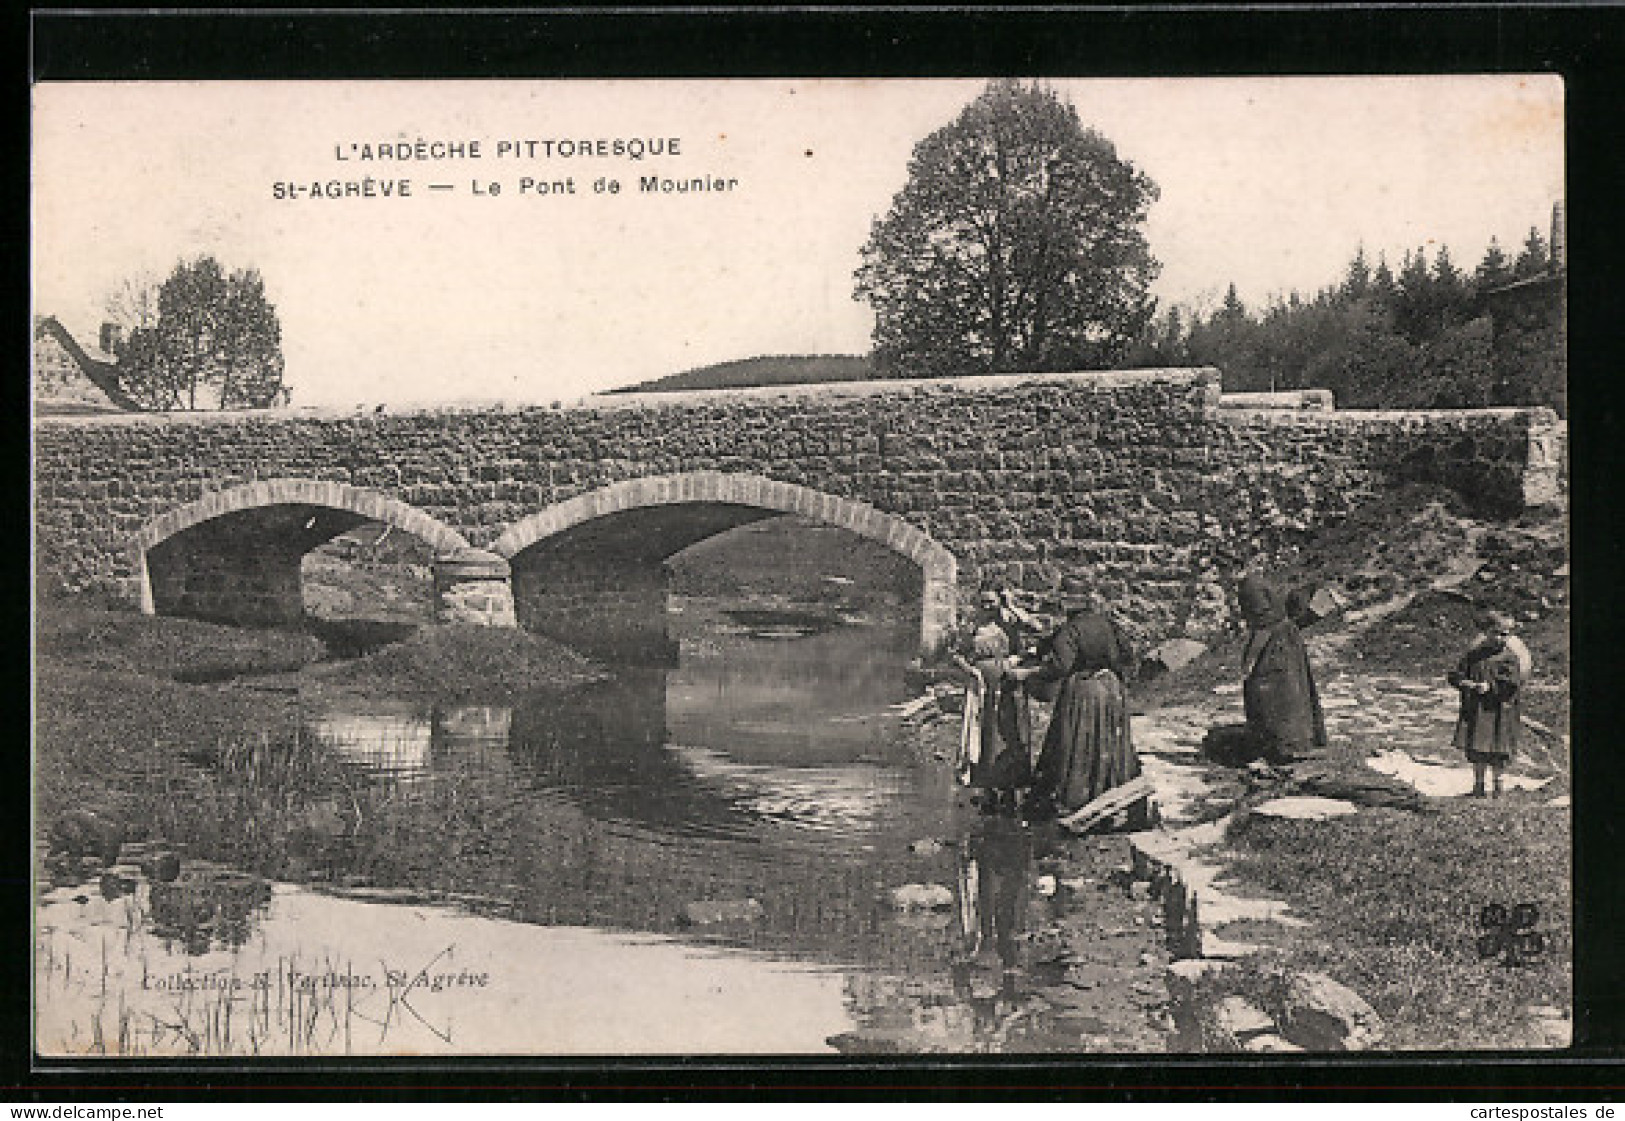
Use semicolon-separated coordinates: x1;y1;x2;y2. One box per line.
306;701;511;779
954;816;1034;973
666;616;914;765
507;670;761;839
298;610;966;970
36;879;861;1056
148;869;274;956
666;745;912;836
304;614;927;842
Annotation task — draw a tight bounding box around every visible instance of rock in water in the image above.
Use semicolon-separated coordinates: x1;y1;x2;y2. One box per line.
1279;971;1385;1051
143;852;182;883
1308;586;1347;620
1202;724;1264;766
887;883;955;910
51;810;125;865
680;899;765;926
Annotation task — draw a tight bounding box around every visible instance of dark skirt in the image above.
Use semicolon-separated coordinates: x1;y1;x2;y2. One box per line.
1243;623;1326;754
1456;699;1519;763
973;681;1033;791
1033;670;1139;814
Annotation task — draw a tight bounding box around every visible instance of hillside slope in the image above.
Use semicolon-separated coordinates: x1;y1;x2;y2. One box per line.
610;354;875;393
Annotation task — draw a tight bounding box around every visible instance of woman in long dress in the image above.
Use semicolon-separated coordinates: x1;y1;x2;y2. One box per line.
951;591;1033;812
1014;602;1140;818
1237;572;1327;763
1447;610;1525;797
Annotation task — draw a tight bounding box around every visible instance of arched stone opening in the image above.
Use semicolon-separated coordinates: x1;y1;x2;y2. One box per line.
130;479;486;627
491;472;957;659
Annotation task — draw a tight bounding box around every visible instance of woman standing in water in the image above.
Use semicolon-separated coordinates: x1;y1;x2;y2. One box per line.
1012;595;1142;820
951;590;1034;813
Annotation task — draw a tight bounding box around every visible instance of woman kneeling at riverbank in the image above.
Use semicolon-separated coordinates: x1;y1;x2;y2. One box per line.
1012;598;1144;823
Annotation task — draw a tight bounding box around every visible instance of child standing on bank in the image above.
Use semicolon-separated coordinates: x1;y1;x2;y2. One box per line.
1447;610;1526;798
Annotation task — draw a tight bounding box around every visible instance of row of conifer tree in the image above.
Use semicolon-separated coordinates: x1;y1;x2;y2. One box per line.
1123;226;1565;415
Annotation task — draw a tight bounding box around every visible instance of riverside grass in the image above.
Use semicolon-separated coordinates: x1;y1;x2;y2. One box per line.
34;602;597;879
1218;790;1570;1050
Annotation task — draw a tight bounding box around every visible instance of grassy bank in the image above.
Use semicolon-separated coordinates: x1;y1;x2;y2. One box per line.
33;602;599;874
318;624;601;697
36;604;327;684
37;637;539;896
1221;795;1570;1050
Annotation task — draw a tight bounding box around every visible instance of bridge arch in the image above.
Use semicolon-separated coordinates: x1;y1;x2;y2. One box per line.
491;471;958;656
130;478;472;623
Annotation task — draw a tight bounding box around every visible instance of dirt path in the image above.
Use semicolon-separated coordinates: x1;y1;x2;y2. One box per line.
1136;630;1567;800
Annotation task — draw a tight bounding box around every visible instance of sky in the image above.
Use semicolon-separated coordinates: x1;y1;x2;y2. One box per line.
32;77;1563;408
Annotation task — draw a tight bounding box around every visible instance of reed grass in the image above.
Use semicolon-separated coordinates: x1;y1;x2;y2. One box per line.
36;919;437;1057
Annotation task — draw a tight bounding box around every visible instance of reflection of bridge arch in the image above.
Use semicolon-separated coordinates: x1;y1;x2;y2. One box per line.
491;472;957;656
131;478;470;623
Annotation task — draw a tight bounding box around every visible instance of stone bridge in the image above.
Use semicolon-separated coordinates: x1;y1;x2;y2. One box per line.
33;368;1563;657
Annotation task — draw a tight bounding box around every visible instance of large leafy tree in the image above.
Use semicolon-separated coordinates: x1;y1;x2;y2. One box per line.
854;80;1160;377
113;256;286;410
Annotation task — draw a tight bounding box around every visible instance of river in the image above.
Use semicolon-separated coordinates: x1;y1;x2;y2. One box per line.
37;600;1164;1056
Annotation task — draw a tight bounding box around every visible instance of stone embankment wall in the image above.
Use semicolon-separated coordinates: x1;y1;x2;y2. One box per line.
33;368;1562;649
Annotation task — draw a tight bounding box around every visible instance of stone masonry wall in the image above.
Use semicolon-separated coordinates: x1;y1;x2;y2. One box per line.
33;369;1560;645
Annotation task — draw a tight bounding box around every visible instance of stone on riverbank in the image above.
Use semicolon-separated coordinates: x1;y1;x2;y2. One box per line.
680;898;765;926
1279;971;1385;1051
1252;796;1359;821
1143;639;1207;677
50;809;125;865
888;883;955;910
1206;995;1276;1050
1290;763;1429;811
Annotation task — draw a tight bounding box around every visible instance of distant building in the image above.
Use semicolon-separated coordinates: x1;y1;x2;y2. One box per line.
33;316;142;414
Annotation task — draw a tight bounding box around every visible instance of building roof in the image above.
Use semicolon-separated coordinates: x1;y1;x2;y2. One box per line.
33;316;143;412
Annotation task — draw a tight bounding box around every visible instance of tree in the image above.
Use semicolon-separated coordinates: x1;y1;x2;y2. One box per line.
1124;228;1563;414
1301;299;1417;407
1122;303;1189;367
854;80;1160;377
112;256;286;410
1393;247;1436;342
1513;226;1551;279
1341;244;1371;301
101;270;161;343
1431;245;1474;327
1416;316;1497;408
1475;237;1513;290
